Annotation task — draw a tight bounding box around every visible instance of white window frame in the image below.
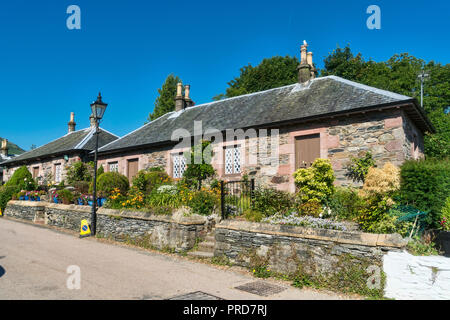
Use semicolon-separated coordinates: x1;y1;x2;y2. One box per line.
109;162;119;173
224;145;242;175
54;163;62;183
172;153;187;179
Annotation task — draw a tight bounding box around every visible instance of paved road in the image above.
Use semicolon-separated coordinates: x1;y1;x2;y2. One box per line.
0;218;346;300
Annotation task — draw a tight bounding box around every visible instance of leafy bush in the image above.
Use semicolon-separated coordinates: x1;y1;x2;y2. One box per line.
293;158;335;204
345;151;375;183
132;169;172;194
252;187;294;216
360;162;400;198
182;140;216;189
0;185;20;211
96;172;129;198
440;196;450;231
407;235;440;256
147;185;182;208
58;189;74;204
399;158;450;228
187;188;219;216
73;181;90;194
65;161;93;185
6;166;36;191
244;209;264;222
298;199;322;217
327;187;364;221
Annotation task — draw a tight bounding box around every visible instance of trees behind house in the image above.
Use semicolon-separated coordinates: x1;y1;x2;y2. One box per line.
147;74;183;122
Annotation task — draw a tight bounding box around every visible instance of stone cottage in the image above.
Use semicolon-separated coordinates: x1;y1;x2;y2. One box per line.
95;42;433;192
0;112;119;185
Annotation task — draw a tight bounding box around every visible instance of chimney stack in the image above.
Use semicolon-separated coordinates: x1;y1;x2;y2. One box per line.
90;115;96;127
175;82;185;112
68;112;76;133
297;40;313;83
1;139;8;157
184;84;195;108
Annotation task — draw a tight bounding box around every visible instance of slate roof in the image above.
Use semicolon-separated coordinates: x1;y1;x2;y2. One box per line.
97;75;433;154
1;127;119;166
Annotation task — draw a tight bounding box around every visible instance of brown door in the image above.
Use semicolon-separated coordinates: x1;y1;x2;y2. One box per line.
32;167;39;179
127;159;139;182
295;134;320;169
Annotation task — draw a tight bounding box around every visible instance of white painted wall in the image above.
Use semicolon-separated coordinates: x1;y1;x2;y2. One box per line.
383;251;450;300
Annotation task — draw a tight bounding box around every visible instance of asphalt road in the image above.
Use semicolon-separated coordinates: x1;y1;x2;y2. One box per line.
0;218;346;300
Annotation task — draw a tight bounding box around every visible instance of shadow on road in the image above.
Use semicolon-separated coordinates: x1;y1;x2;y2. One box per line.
0;266;5;278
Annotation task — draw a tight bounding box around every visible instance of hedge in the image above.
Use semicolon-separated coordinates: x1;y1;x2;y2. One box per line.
400;158;450;228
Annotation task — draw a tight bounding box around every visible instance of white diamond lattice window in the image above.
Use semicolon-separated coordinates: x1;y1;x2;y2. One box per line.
54;164;62;183
173;154;187;178
109;162;119;173
225;146;241;175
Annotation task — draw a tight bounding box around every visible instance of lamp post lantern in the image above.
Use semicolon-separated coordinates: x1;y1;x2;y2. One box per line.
417;69;429;108
90;92;107;236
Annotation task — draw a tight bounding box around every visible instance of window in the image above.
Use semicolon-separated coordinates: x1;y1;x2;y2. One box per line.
224;145;241;175
109;162;119;173
172;153;186;178
54;164;62;183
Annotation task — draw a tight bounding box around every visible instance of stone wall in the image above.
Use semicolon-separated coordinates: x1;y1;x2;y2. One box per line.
215;220;407;276
4;201;209;252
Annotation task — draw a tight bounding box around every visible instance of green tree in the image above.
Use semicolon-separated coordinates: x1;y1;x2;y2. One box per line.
213;56;299;100
320;45;450;159
147;74;183;122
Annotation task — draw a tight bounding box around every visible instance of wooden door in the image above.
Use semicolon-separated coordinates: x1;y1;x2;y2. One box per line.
127;159;139;182
32;167;39;179
295;134;320;169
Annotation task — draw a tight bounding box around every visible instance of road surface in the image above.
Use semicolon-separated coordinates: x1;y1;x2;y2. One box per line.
0;218;347;300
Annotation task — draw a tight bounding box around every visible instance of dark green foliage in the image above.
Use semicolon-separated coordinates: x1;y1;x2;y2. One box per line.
65;161;93;185
213;56;299;100
345;151;375;183
0;185;20;211
132;169;171;193
399;159;450;228
182;140;216;189
252;187;294;216
97;165;105;178
328;187;364;221
73;181;90;194
187;190;219;216
6;166;36;191
96;172;130;197
147;74;183;122
58;189;74;204
321;45;450;158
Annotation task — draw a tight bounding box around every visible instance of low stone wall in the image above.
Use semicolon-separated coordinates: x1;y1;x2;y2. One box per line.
215;220;408;277
5;201;209;252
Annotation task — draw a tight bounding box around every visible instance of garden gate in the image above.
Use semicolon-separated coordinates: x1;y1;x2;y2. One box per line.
220;179;255;219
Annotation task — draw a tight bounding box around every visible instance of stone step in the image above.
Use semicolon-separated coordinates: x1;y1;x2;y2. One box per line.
198;241;215;253
187;251;214;259
205;235;215;242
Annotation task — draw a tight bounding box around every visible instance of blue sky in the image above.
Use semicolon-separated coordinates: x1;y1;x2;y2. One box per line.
0;0;449;151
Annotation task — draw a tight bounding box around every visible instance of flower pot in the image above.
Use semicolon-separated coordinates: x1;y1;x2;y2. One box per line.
19;196;24;201
24;196;29;201
36;197;40;202
88;200;93;207
435;230;450;257
97;198;106;207
53;197;59;204
77;198;84;206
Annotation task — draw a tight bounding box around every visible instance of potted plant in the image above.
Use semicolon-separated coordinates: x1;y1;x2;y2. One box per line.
18;191;26;200
51;190;60;204
87;194;94;207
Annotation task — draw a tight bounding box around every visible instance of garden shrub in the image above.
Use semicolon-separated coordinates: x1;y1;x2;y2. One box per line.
73;181;90;194
252;187;294;216
58;189;74;204
345;151;375;183
328;187;364;221
147;184;182;208
6;166;36;191
0;185;20;211
182;140;216;189
187;188;219;216
132;169;172;194
96;172;129;197
298;199;322;217
65;161;93;185
243;209;264;222
293;158;335;204
399;158;450;228
360;162;400;198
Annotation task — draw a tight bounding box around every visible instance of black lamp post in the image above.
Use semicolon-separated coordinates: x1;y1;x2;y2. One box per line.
90;92;107;236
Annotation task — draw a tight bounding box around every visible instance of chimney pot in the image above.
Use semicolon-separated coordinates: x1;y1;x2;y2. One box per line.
1;139;8;157
298;40;312;84
68;112;76;133
175;82;185;112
